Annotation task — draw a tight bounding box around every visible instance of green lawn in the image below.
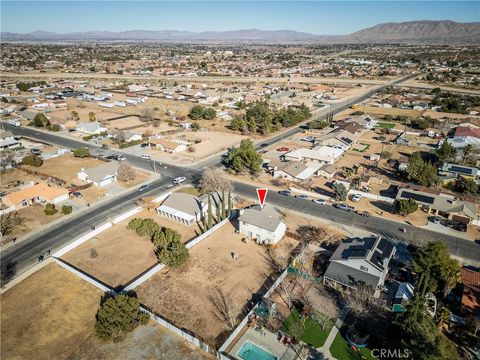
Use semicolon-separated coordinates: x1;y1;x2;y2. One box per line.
352;143;371;153
175;186;201;196
376;122;395;129
282;308;333;348
330;327;376;360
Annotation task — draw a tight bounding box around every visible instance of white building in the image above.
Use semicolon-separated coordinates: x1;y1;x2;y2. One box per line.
77;161;120;186
238;205;287;245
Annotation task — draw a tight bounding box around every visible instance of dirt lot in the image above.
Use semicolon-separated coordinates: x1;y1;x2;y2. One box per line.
117;168;152;189
136;220;299;346
23;154;104;186
0;169;43;193
2;204;63;244
1;262;103;360
174;130;246;159
75;323;213;360
62;209;198;287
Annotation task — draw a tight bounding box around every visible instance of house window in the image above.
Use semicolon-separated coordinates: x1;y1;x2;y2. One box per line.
360;266;368;272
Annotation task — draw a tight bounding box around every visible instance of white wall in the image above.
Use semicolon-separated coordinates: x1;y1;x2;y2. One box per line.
239;220;286;244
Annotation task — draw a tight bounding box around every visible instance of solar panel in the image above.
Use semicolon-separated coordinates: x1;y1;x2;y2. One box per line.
370;250;384;268
348;248;368;258
401;191;435;205
448;165;473;175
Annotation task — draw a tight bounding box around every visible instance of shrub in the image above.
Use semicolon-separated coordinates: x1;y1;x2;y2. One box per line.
21;154;43;167
95;293;149;341
202;107;216;120
61;205;73;215
119;140;142;149
395;199;418;216
33;113;49;127
156;239;189;268
73;148;90;158
332;182;347;201
44;203;58;216
188;105;205;120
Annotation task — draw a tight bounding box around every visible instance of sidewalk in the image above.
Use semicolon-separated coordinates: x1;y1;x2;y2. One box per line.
316;308;349;360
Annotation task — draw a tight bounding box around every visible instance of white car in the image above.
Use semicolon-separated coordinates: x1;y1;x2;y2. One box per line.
140;154;151;160
312;199;326;205
116;155;126;161
172;176;187;185
351;194;362;202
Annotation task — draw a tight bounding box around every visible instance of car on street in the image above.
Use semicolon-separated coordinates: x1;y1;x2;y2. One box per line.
140;154;152;160
312;199;326;205
105;155;116;160
116;155;126;161
101;144;109;150
30;148;42;155
278;190;292;196
140;143;149;148
351;194;362;202
432;216;442;224
172;176;187;185
276;147;289;152
295;194;308;200
356;210;371;217
72;191;82;198
8;119;21;127
138;185;149;191
260;143;269;147
300;136;315;142
334;203;354;211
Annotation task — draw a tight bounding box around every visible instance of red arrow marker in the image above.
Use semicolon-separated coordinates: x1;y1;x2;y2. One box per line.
256;188;268;209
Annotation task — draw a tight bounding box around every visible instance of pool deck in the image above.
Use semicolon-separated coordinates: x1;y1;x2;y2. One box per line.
229;327;291;359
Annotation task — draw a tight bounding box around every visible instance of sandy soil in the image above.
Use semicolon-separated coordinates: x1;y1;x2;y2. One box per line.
1;204;63;244
0;263;103;360
23;154;104;185
117;168;151;189
0;169;43;192
77;323;214;360
105;116;145;129
173;130;246;159
136;220;298;346
70;185;106;206
361;105;423;118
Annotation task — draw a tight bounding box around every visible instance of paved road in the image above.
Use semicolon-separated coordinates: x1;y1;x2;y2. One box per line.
2;73;478;284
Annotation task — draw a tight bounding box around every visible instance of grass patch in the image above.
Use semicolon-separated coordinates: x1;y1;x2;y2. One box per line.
282;308;333;348
175;186;201;196
376;122;395;129
329;327;376;360
352;143;371;153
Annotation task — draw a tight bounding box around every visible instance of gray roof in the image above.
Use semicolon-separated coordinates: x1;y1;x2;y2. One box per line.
84;161;120;183
238;205;283;232
324;261;380;289
76;121;104;132
162;192;205;217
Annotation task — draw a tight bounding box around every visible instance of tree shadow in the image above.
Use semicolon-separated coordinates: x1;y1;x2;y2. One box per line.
1;261;17;285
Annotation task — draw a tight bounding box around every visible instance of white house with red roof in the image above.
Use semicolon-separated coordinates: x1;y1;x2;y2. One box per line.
447;126;480;148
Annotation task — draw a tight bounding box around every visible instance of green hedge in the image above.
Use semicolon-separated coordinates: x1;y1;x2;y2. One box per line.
119;140;142;148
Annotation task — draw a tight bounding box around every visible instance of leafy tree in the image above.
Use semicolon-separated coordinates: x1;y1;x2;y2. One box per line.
88;112;96;122
73;148;90;158
61;205;73;215
333;182;347;201
191;122;201;131
307;119;330;129
21;154;43;167
188;105;204;120
394;199;418;216
224;139;262;174
95;293;149;341
202;107;216;120
446;178;478;194
411;118;430;130
128;218;160;238
463;144;473;158
407;152;437;186
207;195;213;229
71;110;80;121
156;239;189;268
246;102;271;134
152;227;181;247
44;203;58;216
33;113;49;127
436;141;456;163
230;115;246;131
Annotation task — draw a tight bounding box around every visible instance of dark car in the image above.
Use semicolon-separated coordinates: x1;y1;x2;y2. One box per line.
101;144;109;150
138;185;149;192
260;143;268;147
140;143;149;148
278;190;292;196
30;148;42;155
295;194;308;200
72;191;82;198
356;210;371;217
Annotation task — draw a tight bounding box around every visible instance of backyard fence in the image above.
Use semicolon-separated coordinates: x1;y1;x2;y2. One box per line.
54;258;112;293
112;207;142;224
17;166;67;186
123;262;165;291
185;216;230;249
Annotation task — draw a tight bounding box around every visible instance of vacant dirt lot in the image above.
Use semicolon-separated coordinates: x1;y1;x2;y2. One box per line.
0;169;43;192
1;262;103;360
136;220;298;346
62;209;198;287
23;154;104;186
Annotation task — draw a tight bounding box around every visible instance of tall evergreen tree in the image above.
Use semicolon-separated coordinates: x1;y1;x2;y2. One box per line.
207;195;213;230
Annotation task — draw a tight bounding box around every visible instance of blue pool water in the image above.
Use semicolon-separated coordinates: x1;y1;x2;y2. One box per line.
237;341;277;360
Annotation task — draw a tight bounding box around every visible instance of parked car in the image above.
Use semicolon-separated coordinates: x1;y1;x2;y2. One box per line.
278;190;291;196
105;155;116;160
276;147;289;152
356;210;371;217
138;185;149;191
432;216;442;225
334;203;354;211
300;136;315;142
101;144;109;150
351;194;362;202
260;143;269;147
172;176;187;185
72;191;82;198
312;199;326;205
116;155;126;161
295;194;308;200
8;119;21;127
140;143;149;148
30;148;42;155
140;154;152;160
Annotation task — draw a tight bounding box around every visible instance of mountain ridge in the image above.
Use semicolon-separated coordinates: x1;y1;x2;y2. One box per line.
1;20;479;44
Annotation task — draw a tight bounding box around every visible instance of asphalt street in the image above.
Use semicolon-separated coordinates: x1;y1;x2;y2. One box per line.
2;73;478;284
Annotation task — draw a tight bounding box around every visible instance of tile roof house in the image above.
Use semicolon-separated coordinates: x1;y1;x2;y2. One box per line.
396;187;477;224
2;181;69;210
460;267;480;315
238;205;287;245
77;161;120;187
324;237;396;297
148;138;187;153
447;126;480;148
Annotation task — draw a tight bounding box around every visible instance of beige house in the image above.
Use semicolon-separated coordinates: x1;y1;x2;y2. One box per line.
149;138;187;153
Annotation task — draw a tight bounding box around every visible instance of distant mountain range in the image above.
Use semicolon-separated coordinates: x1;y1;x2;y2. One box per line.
2;21;479;44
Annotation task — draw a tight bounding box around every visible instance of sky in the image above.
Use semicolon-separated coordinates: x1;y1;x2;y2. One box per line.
1;1;479;34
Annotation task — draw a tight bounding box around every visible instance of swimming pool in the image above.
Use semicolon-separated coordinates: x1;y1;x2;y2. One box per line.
237;340;278;360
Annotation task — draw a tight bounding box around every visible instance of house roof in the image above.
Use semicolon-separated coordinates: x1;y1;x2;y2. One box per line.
2;182;68;206
454;126;480;139
275;161;320;180
396;188;477;220
76;121;104;132
160;193;205;217
82;161;120;183
238;204;284;232
149;138;181;149
319;164;337;175
460;267;480;313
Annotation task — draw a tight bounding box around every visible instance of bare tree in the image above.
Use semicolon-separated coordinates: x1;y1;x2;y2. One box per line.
199;167;233;193
341;284;385;319
275;278;300;310
117;163;136;182
264;247;289;273
111;129;126;145
209;288;240;330
136;196;156;212
309;286;339;330
140;107;156;123
1;152;16;170
0;211;23;236
296;225;327;244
